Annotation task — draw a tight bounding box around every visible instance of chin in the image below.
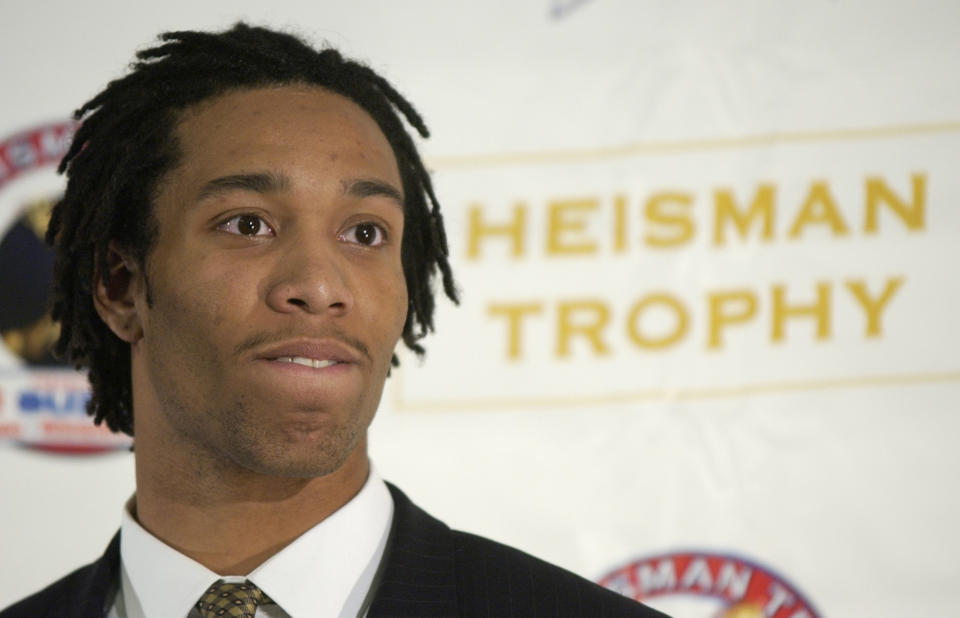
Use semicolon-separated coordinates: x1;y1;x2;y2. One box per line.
251;459;346;479
233;425;365;480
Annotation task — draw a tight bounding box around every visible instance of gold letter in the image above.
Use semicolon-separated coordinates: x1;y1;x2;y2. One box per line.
645;192;695;247
788;182;850;238
713;184;776;246
708;290;758;349
488;302;543;360
845;278;905;337
467;203;526;259
772;282;832;342
546;198;599;255
865;174;926;233
626;294;689;349
556;300;611;358
613;194;628;254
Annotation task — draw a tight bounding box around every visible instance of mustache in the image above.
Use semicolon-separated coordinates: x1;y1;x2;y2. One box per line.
233;327;372;363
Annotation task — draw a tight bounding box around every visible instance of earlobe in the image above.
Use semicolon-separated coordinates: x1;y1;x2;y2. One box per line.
93;243;145;344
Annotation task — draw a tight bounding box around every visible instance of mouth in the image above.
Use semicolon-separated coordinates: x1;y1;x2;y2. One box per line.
244;338;367;403
252;337;365;369
271;356;342;369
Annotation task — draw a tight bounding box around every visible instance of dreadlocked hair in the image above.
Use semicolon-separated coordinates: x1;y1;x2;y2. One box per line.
47;23;459;436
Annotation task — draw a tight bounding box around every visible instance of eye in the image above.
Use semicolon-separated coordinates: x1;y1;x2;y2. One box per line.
341;222;387;247
217;214;274;237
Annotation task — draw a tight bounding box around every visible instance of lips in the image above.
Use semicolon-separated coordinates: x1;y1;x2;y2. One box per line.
275;357;340;369
253;339;363;367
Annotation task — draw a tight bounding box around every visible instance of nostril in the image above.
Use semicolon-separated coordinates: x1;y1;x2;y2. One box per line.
268;277;353;314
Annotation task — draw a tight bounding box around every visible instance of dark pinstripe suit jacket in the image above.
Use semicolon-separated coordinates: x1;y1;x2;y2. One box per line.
1;484;667;617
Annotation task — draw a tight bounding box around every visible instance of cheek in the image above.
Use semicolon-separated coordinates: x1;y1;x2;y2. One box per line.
389;266;410;334
368;267;408;347
146;250;250;343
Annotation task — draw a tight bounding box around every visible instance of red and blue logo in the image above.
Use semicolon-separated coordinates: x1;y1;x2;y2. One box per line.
0;121;131;455
599;550;821;617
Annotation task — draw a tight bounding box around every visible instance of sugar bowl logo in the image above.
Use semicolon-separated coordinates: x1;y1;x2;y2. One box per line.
0;121;131;454
598;550;821;618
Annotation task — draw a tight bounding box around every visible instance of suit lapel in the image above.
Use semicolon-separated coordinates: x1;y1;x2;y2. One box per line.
72;531;121;618
365;483;459;617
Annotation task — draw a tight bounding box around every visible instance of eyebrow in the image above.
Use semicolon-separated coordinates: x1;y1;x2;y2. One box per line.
195;172;404;209
342;178;405;209
196;172;290;202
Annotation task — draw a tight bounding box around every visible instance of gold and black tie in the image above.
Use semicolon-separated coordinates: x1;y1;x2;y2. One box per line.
195;579;271;618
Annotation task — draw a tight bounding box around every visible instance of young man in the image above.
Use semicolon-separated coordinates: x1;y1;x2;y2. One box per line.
1;24;666;618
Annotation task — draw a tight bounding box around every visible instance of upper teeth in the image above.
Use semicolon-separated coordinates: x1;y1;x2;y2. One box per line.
276;356;338;368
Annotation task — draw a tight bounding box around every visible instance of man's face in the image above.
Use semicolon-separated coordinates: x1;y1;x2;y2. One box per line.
128;85;407;478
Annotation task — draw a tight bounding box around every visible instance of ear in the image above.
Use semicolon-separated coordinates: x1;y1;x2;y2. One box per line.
93;242;145;344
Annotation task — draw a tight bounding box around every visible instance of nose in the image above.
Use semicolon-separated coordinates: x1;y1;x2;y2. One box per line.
265;238;354;316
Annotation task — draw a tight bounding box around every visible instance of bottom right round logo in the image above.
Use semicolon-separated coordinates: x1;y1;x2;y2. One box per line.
598;551;821;618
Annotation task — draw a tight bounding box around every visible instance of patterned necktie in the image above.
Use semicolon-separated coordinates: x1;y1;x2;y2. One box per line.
195;579;272;618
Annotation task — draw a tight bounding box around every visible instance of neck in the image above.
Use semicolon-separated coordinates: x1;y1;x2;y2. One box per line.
132;439;369;575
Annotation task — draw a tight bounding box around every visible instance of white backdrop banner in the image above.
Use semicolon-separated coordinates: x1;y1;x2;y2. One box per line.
2;2;958;616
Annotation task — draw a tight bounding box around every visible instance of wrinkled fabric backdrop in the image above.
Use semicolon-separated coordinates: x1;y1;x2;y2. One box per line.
1;1;958;616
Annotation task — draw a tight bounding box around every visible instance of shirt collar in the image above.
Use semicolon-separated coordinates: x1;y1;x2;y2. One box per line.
120;467;393;618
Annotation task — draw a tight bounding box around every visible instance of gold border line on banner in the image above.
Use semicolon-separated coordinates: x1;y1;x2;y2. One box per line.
392;371;960;412
425;120;960;169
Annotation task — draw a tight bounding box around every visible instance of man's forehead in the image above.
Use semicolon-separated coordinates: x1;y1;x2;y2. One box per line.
164;85;402;193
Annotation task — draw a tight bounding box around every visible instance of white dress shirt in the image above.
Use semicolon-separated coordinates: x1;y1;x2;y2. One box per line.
108;468;393;618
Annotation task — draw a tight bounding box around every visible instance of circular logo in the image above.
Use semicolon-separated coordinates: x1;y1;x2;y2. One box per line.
0;121;131;455
598;550;821;618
